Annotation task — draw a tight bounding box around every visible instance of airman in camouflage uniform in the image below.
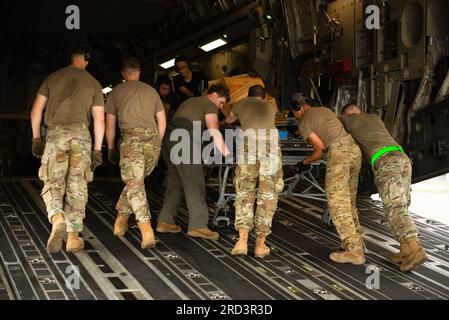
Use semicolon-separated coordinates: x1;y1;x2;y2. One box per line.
293;98;365;265
340;104;427;271
325;136;363;255
106;58;166;249
115;128;161;227
39;125;94;232
234;137;284;235
225;85;283;258
30;41;105;253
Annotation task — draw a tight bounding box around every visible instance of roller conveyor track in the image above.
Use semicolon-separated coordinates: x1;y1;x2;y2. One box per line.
0;178;449;300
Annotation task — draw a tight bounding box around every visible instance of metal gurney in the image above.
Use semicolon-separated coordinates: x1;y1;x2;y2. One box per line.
208;138;330;227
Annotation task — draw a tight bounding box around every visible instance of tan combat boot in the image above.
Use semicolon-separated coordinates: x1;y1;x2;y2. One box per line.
138;222;156;249
47;212;67;253
156;221;182;234
187;228;219;240
330;236;365;265
329;250;365;265
340;239;368;254
231;229;249;256
400;237;428;272
113;213;130;236
254;236;270;258
66;232;85;252
389;241;411;263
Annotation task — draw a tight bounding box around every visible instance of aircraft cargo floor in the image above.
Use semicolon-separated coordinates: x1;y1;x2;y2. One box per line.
1;178;449;300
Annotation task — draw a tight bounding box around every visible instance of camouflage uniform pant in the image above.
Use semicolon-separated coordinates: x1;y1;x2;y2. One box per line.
117;128;161;223
325;136;363;250
38;124;93;233
373;151;418;241
234;137;284;236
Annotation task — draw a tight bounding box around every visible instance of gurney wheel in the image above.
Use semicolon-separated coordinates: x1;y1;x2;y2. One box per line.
212;207;231;227
213;216;231;227
321;207;333;228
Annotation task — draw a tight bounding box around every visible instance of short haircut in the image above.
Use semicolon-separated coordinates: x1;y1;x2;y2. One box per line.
207;84;230;100
122;57;141;71
248;85;266;99
68;39;92;60
292;93;316;107
304;98;314;107
174;55;191;66
341;103;359;114
292;92;308;104
156;74;172;88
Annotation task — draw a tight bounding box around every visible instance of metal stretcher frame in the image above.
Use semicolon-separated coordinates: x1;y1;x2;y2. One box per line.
280;164;326;200
211;165;236;227
210;160;330;227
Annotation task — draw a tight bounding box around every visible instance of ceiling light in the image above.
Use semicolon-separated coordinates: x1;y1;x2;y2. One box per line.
102;87;112;94
199;38;228;52
159;58;176;69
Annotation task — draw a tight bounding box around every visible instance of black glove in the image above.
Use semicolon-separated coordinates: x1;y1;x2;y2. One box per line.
31;138;45;159
296;160;311;174
108;148;119;165
91;150;103;171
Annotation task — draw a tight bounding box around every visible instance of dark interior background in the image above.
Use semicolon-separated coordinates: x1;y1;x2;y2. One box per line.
0;0;276;177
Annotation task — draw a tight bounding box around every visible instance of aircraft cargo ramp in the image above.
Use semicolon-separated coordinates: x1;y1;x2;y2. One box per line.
1;178;449;300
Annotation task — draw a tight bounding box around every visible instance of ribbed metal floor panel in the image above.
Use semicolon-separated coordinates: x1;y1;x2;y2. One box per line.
0;178;448;300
